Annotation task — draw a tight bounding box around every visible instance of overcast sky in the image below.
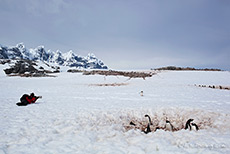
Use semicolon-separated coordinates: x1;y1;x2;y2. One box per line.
0;0;229;70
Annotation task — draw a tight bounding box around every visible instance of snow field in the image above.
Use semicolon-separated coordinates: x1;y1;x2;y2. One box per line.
0;68;230;153
2;108;230;153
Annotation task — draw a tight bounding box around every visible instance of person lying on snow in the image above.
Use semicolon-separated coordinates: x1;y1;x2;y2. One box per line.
16;93;42;106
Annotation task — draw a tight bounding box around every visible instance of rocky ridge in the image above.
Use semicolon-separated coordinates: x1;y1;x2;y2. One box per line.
0;43;108;69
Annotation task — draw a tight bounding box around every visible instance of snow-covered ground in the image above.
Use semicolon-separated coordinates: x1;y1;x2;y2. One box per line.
0;66;230;154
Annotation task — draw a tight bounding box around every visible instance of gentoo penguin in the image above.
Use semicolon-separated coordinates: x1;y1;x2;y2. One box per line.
145;114;153;125
185;119;194;130
165;120;174;131
130;121;136;126
191;122;199;131
140;91;144;96
144;114;152;134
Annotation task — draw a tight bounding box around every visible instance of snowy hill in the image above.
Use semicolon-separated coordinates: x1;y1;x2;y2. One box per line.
0;43;108;69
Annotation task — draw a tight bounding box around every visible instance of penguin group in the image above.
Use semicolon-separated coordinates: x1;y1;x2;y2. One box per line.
129;115;199;134
195;84;230;90
184;118;199;131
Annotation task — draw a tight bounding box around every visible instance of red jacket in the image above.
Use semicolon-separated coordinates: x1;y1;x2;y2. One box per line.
26;96;37;104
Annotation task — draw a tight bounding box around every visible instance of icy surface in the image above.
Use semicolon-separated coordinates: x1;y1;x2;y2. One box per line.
0;68;230;153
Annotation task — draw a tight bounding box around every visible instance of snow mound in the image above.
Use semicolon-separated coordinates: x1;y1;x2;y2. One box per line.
74;108;230;133
20;108;228;153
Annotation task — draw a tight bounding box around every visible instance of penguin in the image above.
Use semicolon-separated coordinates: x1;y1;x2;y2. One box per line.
144;123;151;134
191;122;199;131
145;114;153;125
185;119;193;130
130;121;136;126
144;114;152;134
165;120;174;131
140;91;144;96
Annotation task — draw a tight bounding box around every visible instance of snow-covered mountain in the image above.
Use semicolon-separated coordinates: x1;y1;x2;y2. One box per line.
0;43;108;69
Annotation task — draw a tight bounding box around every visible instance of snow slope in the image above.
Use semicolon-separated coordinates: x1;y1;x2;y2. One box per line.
0;67;230;153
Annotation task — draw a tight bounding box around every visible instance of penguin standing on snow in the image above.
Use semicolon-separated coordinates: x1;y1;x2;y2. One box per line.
165;120;174;131
130;121;136;126
144;114;152;134
185;119;193;130
191;122;199;131
185;119;198;131
140;91;144;96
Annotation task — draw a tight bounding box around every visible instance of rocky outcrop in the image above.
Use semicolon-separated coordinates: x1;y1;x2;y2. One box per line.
154;66;222;71
3;60;59;77
82;70;155;80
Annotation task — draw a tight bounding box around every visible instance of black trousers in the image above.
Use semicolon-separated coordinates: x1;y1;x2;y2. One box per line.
16;95;29;106
16;100;28;106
